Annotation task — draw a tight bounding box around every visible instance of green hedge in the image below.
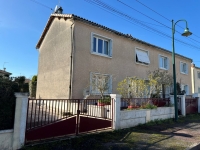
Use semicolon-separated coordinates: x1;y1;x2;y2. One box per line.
0;76;29;130
0;78;17;130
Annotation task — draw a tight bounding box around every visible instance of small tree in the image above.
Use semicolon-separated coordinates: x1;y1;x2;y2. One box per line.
29;75;37;98
117;76;157;98
90;73;110;99
147;69;173;97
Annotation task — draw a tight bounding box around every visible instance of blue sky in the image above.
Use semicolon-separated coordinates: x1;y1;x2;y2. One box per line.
1;0;200;79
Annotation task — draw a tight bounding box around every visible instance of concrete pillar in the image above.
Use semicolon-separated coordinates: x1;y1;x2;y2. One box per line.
193;93;200;113
179;95;186;116
110;94;121;130
12;93;28;150
146;110;151;123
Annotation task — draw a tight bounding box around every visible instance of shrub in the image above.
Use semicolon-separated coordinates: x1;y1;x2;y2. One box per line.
141;103;157;109
98;96;111;104
0;78;17;130
0;76;28;130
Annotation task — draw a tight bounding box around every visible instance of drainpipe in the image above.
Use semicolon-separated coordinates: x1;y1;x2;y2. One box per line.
193;67;195;93
69;20;75;99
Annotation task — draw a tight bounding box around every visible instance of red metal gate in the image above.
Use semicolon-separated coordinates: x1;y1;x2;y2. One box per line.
25;99;113;144
185;98;198;114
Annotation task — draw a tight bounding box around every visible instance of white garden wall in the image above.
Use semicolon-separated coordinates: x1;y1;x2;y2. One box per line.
119;107;174;129
0;130;13;150
0;93;28;150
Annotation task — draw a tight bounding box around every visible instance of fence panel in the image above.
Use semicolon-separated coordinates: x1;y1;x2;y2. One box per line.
185;98;198;114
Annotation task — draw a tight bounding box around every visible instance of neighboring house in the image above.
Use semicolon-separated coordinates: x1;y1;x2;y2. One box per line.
0;68;12;78
191;63;200;94
36;12;192;99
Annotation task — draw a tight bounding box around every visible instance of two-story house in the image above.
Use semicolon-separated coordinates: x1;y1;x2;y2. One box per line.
36;12;192;99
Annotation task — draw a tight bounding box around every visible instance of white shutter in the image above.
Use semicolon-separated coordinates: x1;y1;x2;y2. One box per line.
167;58;170;70
109;75;112;93
180;62;183;73
164;57;167;69
159;55;162;68
181;84;184;91
136;50;150;64
186;63;188;74
109;39;113;57
89;72;92;93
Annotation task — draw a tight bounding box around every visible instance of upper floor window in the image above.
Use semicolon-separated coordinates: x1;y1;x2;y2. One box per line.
198;71;200;79
90;72;112;95
135;48;150;65
159;55;169;70
91;33;112;57
180;62;188;74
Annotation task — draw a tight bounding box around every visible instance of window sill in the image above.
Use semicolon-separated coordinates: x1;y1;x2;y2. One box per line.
91;52;112;58
90;93;111;95
180;72;188;75
159;67;168;70
135;61;149;66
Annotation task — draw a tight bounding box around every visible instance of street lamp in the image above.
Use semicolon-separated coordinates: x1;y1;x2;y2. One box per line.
172;19;192;121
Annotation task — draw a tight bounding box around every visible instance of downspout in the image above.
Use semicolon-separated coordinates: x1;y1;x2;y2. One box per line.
69;20;75;99
193;67;195;93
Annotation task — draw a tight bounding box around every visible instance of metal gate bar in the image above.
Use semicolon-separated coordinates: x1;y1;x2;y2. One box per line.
25;98;113;144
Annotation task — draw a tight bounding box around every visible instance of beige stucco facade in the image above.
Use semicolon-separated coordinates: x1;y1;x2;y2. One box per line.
36;18;72;99
36;14;192;99
191;64;200;94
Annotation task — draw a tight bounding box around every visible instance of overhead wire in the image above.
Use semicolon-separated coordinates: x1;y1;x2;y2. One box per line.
29;0;53;11
85;0;173;41
135;0;200;39
118;0;200;45
85;0;200;50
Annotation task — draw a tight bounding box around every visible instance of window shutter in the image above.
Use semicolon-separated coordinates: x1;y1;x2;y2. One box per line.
159;55;162;68
136;50;150;64
180;62;183;73
91;33;94;53
109;39;113;57
164;57;167;69
109;75;112;93
181;84;184;91
187;85;189;95
167;58;170;70
186;63;188;74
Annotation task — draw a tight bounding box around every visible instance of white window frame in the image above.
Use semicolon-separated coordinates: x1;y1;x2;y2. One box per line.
159;54;169;70
89;72;112;95
180;61;188;74
91;33;113;58
197;71;200;79
135;48;150;65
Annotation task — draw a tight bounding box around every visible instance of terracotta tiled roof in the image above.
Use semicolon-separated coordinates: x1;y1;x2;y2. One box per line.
0;70;12;75
36;14;193;62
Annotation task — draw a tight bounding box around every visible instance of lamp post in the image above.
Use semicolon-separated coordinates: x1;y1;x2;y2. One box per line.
172;19;192;121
